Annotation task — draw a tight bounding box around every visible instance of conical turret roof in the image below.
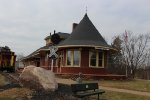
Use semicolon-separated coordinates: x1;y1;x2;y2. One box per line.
58;13;109;48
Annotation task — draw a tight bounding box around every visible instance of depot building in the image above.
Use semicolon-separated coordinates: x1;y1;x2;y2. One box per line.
22;13;125;79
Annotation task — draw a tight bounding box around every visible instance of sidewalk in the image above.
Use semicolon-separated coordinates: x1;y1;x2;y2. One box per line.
100;86;150;97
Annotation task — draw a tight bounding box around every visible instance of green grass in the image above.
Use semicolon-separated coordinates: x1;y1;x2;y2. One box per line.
90;90;150;100
98;79;150;92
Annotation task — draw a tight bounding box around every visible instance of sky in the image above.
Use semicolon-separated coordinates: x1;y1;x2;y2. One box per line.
0;0;150;56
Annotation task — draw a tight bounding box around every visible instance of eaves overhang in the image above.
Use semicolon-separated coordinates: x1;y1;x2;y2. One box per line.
58;45;117;51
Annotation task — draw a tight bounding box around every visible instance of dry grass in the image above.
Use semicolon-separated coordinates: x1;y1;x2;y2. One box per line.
98;79;150;92
0;88;32;99
91;90;150;100
0;73;32;99
0;74;10;86
1;73;150;99
1;89;150;100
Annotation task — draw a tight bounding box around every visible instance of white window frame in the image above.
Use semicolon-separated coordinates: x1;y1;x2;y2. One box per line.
66;49;81;67
89;50;104;68
59;51;64;67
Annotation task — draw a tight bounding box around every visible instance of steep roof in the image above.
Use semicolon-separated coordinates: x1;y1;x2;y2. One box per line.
58;13;109;48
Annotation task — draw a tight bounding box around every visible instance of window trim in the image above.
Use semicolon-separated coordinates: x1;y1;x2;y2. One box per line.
89;50;104;68
66;49;81;67
54;51;64;67
61;51;64;67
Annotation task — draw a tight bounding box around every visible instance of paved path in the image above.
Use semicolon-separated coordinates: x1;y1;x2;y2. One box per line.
100;86;150;97
56;78;150;97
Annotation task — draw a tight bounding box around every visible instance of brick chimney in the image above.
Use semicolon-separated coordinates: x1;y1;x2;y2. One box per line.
72;23;78;32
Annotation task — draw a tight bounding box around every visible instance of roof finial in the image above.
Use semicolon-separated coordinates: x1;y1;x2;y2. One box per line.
86;6;88;14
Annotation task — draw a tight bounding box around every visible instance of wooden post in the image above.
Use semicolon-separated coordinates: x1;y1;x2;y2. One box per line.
51;59;54;72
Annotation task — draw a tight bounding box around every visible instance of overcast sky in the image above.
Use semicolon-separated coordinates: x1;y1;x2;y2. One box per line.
0;0;150;56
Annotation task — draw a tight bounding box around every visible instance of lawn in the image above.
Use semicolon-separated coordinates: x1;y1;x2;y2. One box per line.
98;79;150;92
0;74;150;100
0;89;150;100
91;90;150;100
1;73;150;99
84;79;150;99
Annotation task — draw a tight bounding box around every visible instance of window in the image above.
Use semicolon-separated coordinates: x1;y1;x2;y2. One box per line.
52;51;64;67
89;50;104;68
90;51;96;66
67;50;71;66
54;59;58;67
98;51;103;66
73;51;80;66
59;51;64;66
66;50;80;67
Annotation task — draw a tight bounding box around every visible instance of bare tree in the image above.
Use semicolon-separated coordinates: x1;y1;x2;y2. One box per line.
146;49;150;67
145;49;150;80
109;36;125;75
121;31;150;78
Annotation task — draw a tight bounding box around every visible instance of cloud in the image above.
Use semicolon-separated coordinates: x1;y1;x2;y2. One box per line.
0;0;150;55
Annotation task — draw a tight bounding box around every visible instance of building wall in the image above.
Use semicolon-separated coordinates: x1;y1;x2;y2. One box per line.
104;50;108;67
54;67;107;75
23;47;109;75
81;48;89;68
52;47;108;75
23;58;39;67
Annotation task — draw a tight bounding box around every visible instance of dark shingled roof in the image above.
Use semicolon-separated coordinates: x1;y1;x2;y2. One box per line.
45;32;70;40
57;32;70;39
58;13;109;47
22;45;50;60
23;32;70;60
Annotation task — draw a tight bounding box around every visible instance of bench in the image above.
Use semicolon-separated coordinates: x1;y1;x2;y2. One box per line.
71;83;105;100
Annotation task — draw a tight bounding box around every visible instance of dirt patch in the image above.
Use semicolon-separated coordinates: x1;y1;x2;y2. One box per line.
0;73;10;86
